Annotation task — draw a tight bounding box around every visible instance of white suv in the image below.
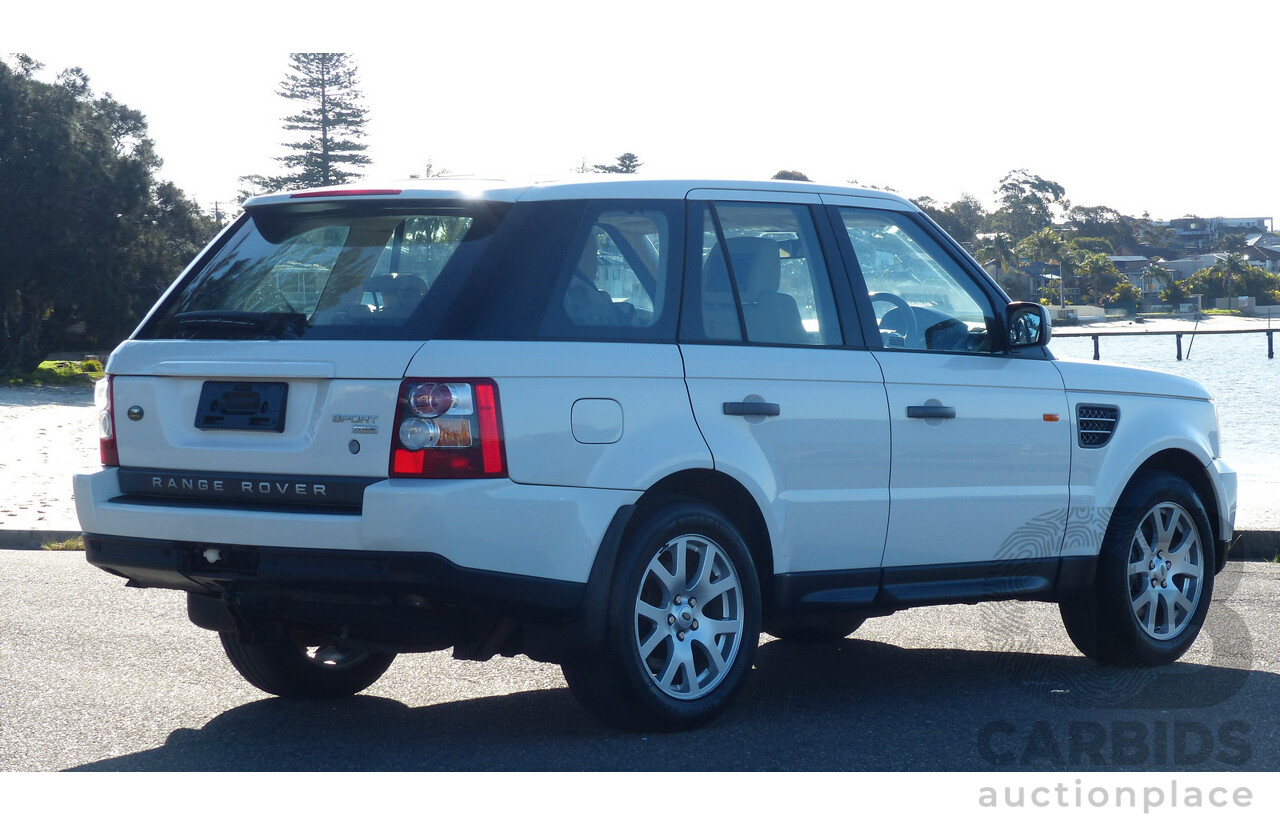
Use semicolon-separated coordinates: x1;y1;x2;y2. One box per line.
77;178;1237;730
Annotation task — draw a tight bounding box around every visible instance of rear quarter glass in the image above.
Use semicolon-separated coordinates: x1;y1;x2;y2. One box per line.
141;199;682;344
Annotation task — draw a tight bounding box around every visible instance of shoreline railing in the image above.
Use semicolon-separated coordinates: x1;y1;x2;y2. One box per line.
1055;327;1276;361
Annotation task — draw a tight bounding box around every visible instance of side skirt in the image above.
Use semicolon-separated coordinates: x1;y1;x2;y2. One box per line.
771;556;1098;618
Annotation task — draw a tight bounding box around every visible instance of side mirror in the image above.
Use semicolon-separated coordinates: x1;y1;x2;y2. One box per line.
1006;302;1051;349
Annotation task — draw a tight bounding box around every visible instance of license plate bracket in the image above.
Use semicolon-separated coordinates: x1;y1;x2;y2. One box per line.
195;381;288;432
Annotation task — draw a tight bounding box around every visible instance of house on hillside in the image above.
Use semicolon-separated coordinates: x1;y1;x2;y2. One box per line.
1244;231;1280;249
1241;242;1280;273
1154;217;1274;253
1161;253;1222;280
1107;255;1177;300
1109;255;1150;278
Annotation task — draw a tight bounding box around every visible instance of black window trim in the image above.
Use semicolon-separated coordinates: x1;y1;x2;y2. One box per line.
828;204;1053;360
677;198;873;351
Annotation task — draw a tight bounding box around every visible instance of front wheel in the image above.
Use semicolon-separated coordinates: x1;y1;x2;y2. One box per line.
1060;472;1215;666
562;501;761;731
220;631;396;699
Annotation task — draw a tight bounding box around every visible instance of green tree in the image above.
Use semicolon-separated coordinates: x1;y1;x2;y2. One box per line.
1110;281;1141;303
1071;237;1115;255
1135;216;1177;248
974;232;1022;297
772;169;810;181
594;152;643;174
1220;233;1247;253
1073;251;1122;304
914;193;987;247
1017;228;1075;307
1160;280;1189;306
990;169;1068;242
1144;263;1174;300
1067;205;1134;251
0;57;215;373
1185;254;1280;304
244;53;371;192
939;193;987;246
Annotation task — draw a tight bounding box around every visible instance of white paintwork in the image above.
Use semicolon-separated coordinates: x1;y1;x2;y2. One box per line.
405;340;711;490
571;399;624;445
78;177;1237;595
682;345;892;574
74;470;631;582
875;350;1072;567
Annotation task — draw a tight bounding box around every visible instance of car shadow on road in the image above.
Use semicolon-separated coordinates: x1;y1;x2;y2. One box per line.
68;636;1271;772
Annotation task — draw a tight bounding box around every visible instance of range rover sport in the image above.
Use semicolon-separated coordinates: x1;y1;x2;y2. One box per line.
76;178;1237;730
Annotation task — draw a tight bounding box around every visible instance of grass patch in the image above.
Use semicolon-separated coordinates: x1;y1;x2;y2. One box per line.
4;359;104;387
42;535;86;551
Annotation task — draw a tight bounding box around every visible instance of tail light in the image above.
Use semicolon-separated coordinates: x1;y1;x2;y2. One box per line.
390;379;506;478
96;376;119;467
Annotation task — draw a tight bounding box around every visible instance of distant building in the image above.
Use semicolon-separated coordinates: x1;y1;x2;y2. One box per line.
1160;253;1222;280
1241;243;1280;274
1153;217;1274;253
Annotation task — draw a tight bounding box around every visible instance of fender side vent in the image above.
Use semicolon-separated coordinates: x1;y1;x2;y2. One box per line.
1077;404;1119;448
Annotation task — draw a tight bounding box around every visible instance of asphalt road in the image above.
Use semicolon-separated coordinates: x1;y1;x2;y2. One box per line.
3;550;1279;773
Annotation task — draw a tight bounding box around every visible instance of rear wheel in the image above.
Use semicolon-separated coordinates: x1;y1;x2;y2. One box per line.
1060;472;1214;666
220;631;396;699
562;501;761;731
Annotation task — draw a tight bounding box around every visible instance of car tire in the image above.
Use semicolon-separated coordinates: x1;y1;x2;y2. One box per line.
561;500;761;731
1060;472;1215;666
220;631;396;699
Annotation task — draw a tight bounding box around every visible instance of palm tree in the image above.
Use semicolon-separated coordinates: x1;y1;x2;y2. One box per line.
1210;252;1250;303
1017;228;1075;308
1073;252;1122;304
975;232;1020;296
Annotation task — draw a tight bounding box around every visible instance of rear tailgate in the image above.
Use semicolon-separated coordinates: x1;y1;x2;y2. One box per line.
107;339;422;478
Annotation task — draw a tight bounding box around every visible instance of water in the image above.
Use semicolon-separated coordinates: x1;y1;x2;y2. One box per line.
1049;330;1278;529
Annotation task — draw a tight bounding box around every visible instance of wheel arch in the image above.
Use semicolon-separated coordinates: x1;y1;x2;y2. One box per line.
630;469;775;600
524;468;774;664
1120;448;1227;574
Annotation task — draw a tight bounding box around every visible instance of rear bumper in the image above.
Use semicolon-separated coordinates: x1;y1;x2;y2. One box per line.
74;469;637;584
84;534;584;618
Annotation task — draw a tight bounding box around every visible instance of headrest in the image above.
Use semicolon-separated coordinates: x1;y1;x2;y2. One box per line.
723;236;781;298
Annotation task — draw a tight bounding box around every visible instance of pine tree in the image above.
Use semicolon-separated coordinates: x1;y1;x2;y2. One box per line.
593;152;642;174
244;53;371;192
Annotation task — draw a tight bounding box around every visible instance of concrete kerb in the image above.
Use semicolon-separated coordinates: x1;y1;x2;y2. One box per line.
5;528;1277;560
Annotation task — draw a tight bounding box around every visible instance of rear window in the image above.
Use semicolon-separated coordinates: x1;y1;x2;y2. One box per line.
144;202;504;340
142;199;681;342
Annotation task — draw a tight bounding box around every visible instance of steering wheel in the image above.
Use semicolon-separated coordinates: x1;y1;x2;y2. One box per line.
869;292;918;349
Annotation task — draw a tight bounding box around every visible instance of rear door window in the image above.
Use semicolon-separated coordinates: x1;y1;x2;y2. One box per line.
684;201;843;347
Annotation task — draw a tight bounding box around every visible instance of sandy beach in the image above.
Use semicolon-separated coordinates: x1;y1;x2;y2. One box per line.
0;385;99;531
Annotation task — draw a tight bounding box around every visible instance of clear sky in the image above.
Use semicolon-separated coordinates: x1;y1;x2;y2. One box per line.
9;0;1278;224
